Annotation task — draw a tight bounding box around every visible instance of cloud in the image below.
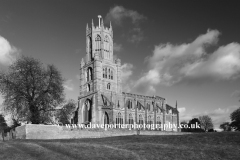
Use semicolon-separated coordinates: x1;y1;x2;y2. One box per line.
133;29;240;93
196;106;239;129
0;35;20;66
105;6;146;44
179;105;240;129
128;27;144;43
121;63;134;92
231;90;240;98
113;43;123;52
178;107;186;113
105;6;146;26
63;79;74;91
76;74;80;80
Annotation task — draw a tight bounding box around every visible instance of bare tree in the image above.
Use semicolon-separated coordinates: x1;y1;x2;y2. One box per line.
199;115;213;132
0;56;65;124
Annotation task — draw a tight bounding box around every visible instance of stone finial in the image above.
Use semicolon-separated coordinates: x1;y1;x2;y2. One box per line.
98;15;102;28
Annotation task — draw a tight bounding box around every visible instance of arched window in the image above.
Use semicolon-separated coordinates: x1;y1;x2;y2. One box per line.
117;100;120;108
83;99;92;123
137;101;143;110
157;116;161;130
148;115;152;125
147;103;150;111
105;68;107;78
88;68;92;80
95;35;101;52
103;68;105;78
139;114;144;125
108;68;110;79
107;83;111;90
87;84;90;92
128;100;133;109
116;112;123;126
128;100;131;109
128;114;134;125
111;70;113;80
86;67;92;81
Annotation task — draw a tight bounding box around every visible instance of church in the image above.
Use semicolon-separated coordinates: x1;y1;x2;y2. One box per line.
75;16;179;131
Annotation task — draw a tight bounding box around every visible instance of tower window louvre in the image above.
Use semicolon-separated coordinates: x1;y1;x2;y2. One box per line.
107;83;111;90
103;68;105;78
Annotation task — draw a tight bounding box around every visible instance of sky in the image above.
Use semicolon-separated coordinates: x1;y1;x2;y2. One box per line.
0;0;240;130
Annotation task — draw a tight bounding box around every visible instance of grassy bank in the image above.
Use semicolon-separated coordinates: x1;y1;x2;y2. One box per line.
0;132;240;160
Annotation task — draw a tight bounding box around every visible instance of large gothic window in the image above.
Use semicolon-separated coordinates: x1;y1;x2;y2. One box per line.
148;115;152;125
128;100;133;109
95;35;101;52
103;67;114;80
116;112;123;125
86;67;93;81
139;114;144;125
83;99;92;123
128;114;134;125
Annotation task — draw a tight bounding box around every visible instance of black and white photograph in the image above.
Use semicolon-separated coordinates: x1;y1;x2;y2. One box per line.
0;0;240;159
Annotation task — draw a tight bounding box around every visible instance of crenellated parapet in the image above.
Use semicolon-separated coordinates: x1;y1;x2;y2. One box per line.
86;17;113;38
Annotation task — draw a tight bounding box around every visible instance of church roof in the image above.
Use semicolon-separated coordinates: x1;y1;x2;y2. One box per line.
122;92;165;101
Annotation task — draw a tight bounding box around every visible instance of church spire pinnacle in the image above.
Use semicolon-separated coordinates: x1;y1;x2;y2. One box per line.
98;15;102;28
92;19;94;27
176;100;178;108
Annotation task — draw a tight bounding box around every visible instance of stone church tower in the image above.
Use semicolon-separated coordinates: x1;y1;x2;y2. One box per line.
77;16;180;131
78;15;122;125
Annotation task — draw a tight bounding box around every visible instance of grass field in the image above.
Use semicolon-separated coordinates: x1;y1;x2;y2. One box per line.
0;132;240;160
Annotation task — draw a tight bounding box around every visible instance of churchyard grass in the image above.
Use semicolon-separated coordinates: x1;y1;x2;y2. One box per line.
0;132;240;160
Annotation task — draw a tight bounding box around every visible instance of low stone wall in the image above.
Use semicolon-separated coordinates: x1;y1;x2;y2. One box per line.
15;124;190;139
15;125;26;139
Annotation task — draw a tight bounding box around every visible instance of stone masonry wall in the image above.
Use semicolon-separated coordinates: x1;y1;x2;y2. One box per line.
15;124;190;139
